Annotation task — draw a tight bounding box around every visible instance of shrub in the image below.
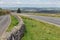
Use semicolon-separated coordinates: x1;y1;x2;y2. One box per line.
17;8;21;13
0;10;10;15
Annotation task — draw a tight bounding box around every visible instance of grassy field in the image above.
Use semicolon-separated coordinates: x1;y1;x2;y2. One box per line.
6;15;19;32
26;13;60;17
21;16;60;40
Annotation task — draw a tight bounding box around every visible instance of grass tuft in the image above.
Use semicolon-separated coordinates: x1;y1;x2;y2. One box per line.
6;15;19;32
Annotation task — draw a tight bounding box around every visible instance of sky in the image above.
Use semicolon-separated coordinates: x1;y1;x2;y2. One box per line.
0;0;60;8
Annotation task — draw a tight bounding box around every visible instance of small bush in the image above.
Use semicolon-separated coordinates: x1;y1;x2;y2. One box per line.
0;10;10;15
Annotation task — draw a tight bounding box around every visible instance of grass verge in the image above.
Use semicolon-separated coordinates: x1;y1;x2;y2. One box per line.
21;16;60;40
27;13;60;18
6;15;19;32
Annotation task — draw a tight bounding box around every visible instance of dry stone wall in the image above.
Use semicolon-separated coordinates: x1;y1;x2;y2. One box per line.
1;15;25;40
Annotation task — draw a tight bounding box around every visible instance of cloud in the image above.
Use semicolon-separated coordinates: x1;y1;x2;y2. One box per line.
0;1;4;4
0;1;22;4
0;0;60;7
0;1;60;5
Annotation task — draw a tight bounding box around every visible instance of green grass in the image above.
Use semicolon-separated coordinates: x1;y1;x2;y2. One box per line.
6;15;19;32
26;13;60;17
21;16;60;40
35;13;60;17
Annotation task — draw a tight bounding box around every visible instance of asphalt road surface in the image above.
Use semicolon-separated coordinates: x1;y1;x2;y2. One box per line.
20;14;60;26
0;15;11;37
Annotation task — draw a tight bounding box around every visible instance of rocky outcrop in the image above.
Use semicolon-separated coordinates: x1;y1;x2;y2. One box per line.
1;15;25;40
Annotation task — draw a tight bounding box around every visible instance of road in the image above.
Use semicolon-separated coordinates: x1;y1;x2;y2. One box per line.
19;14;60;26
0;15;11;37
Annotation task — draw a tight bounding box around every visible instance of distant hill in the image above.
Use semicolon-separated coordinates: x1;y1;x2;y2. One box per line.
0;8;2;10
2;7;60;13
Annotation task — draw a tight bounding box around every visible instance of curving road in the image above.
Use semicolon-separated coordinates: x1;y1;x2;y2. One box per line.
19;14;60;26
0;15;11;37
